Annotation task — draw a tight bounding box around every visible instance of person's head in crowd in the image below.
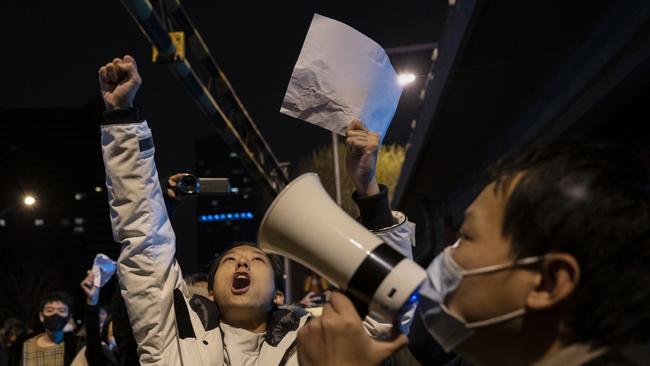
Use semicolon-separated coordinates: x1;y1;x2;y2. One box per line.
0;318;28;348
98;305;109;329
184;272;212;299
185;273;209;289
208;242;285;332
38;291;75;342
424;141;650;365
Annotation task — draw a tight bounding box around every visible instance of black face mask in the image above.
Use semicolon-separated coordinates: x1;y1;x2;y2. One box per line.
43;315;68;332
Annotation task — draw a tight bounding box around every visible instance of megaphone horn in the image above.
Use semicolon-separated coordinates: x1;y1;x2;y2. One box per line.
258;173;426;318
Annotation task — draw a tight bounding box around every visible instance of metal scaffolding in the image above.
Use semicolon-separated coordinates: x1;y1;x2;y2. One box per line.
120;0;289;196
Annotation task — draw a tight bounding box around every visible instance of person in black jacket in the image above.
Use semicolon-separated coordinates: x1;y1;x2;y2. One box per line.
77;270;140;366
1;319;28;366
79;271;118;366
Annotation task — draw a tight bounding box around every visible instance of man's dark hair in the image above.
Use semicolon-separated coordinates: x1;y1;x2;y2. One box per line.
39;291;75;315
207;242;285;295
489;141;650;347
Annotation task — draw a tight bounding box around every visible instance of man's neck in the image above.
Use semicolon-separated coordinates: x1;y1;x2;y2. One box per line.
457;316;561;366
462;337;605;366
531;340;607;366
221;311;269;334
222;319;267;334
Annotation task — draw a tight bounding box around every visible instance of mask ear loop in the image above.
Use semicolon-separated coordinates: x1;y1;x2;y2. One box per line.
460;255;547;277
458;255;548;329
465;308;527;329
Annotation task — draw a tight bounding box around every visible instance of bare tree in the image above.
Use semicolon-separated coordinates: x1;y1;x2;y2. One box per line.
0;245;67;329
296;142;406;217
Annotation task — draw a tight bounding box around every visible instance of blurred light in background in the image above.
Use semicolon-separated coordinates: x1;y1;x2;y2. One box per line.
24;195;36;206
398;73;416;86
199;212;254;222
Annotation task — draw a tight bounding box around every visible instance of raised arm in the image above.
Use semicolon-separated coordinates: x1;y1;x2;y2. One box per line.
345;120;417;336
345;120;414;260
80;271;107;366
98;56;185;365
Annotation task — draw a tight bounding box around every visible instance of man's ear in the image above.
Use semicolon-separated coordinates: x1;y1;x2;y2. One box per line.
526;253;580;310
273;291;285;306
39;312;44;323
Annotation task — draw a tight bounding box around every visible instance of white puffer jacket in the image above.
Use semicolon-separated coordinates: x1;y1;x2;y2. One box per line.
100;121;416;366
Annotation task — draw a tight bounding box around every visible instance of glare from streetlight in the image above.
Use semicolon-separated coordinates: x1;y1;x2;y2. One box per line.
398;73;416;86
24;196;36;206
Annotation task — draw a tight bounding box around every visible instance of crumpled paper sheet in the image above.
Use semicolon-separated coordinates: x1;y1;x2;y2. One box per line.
281;13;403;138
92;253;116;288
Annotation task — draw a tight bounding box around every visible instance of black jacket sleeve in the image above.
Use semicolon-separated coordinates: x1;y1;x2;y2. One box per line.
8;333;32;366
85;304;107;366
352;184;396;230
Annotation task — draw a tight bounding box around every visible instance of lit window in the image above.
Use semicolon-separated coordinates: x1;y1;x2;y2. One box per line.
34;219;44;226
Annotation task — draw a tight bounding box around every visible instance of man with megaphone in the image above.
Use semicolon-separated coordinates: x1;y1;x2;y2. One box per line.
296;140;650;366
96;55;417;366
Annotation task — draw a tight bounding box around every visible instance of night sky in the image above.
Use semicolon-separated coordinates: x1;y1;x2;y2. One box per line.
0;0;446;319
1;0;446;174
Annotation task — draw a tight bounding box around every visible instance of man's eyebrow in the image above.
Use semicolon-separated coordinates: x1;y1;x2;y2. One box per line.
219;254;234;262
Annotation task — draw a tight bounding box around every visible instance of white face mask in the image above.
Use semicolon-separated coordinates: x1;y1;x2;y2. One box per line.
418;240;544;352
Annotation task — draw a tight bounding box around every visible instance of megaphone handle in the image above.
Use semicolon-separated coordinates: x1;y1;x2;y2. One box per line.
343;290;369;319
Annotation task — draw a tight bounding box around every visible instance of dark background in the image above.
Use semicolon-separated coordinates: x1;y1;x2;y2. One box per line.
0;0;445;325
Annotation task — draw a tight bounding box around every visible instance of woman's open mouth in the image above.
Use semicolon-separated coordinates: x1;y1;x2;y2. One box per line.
231;272;251;294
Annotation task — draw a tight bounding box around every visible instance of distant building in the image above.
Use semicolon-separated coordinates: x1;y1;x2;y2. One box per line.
0;98;113;250
0;98;117;325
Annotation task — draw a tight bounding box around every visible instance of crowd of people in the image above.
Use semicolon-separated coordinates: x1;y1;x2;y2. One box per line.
0;270;139;366
1;55;649;366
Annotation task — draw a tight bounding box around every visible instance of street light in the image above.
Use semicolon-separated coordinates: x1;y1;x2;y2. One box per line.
0;194;38;220
24;195;36;206
398;73;416;86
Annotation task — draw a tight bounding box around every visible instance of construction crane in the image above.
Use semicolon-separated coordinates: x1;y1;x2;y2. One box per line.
120;0;289;196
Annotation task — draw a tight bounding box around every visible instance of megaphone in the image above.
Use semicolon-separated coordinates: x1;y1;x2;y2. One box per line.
258;173;426;319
